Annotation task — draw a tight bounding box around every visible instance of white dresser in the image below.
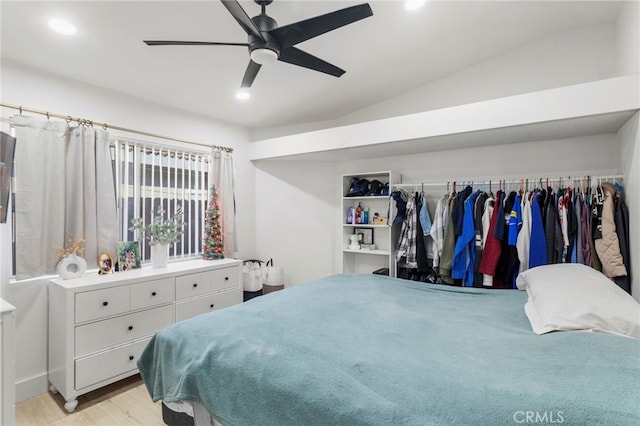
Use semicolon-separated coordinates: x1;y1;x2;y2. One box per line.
48;258;242;412
1;298;16;426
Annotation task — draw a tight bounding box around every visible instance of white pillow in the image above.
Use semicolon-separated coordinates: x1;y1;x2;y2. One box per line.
516;263;640;339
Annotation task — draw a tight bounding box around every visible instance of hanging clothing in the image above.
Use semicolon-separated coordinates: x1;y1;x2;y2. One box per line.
572;193;584;264
480;195;495;286
545;189;562;264
516;192;532;274
452;189;481;286
581;195;592;267
613;191;631;293
479;190;504;286
439;195;457;284
529;190;548;269
565;188;577;263
414;193;430;273
472;192;488;287
595;183;627;279
391;189;409;224
590;188;604;272
558;191;570;262
418;195;434;261
504;193;522;287
452;186;473;237
430;194;447;269
396;194;418;269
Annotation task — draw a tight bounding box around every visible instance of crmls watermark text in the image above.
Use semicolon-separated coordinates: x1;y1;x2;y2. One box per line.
513;411;565;424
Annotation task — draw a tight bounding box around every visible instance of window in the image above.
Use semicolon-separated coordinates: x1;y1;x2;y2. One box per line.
112;139;210;262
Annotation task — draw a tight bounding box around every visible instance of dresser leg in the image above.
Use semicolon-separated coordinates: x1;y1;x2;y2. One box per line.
49;384;59;394
64;399;78;413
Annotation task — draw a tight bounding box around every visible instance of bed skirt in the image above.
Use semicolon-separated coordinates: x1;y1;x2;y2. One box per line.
162;401;223;426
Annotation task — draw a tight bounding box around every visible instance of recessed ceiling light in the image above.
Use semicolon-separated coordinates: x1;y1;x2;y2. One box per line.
405;0;427;11
48;19;77;35
235;89;250;101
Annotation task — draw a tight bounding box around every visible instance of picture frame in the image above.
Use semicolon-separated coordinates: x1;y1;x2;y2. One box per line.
97;252;114;275
116;241;141;271
354;228;373;245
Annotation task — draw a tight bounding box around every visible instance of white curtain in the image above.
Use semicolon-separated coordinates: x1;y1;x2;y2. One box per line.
12;116;117;279
209;149;237;257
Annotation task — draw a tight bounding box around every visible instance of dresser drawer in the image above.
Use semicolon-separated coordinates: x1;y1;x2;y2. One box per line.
75;286;129;323
75;337;150;390
175;271;211;300
211;267;239;292
75;304;173;357
175;289;241;323
130;278;174;310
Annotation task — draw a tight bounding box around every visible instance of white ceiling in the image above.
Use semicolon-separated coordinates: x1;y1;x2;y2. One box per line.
0;0;624;130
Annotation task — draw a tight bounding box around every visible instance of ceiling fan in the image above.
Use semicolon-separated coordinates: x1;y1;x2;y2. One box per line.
143;0;373;88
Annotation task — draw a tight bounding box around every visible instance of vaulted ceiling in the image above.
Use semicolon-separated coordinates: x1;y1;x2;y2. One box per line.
1;1;624;130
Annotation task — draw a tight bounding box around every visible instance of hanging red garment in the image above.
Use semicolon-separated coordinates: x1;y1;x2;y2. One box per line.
479;190;504;287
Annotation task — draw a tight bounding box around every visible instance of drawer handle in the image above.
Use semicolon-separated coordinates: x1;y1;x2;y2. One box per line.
224;277;229;281
128;325;133;331
151;291;157;296
193;283;198;288
129;355;134;361
210;304;215;309
102;301;109;307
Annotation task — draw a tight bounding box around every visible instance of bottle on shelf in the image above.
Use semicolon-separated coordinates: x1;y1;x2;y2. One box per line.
356;203;363;224
363;206;369;224
347;207;354;224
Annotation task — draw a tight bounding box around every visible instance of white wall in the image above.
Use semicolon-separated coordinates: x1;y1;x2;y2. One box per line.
253;160;336;287
616;1;640;75
618;112;639;300
0;61;255;401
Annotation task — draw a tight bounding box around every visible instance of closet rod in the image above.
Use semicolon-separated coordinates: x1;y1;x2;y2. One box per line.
0;102;233;153
393;175;624;188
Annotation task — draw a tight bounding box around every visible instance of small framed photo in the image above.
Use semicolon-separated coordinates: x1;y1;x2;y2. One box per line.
97;252;114;275
116;241;141;271
354;228;373;245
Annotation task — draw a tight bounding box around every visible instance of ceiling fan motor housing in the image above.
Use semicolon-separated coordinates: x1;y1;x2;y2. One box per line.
249;13;279;57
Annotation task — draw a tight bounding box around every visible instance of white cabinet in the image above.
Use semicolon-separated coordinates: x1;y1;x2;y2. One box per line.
48;258;242;413
1;299;16;426
341;171;398;277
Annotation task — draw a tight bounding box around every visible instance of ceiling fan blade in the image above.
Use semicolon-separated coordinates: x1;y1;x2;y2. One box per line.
278;47;345;78
241;60;262;88
220;0;264;41
270;3;373;49
144;40;249;47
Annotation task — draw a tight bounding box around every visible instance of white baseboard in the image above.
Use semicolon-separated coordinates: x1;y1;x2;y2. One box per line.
16;373;48;403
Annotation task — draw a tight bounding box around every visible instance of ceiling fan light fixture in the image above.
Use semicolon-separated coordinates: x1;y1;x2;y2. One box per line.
48;18;77;35
235;89;251;101
404;0;427;11
250;48;278;65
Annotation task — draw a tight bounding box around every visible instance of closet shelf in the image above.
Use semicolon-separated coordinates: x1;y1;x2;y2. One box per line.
343;224;388;228
342;249;390;256
249;75;639;162
342;196;389;201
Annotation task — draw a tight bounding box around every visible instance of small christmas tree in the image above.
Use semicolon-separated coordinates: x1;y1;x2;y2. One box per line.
202;186;224;260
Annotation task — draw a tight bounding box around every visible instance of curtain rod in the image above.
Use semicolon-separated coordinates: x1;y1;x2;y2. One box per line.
0;102;233;153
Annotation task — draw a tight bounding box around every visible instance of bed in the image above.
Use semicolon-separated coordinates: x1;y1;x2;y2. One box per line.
138;268;640;426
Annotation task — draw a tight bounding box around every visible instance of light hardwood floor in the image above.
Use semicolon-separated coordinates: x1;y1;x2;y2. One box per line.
16;375;164;426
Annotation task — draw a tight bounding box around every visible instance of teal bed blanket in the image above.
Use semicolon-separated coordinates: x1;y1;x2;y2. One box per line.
138;274;640;425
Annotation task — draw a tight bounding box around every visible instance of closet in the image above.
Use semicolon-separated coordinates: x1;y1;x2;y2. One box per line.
390;176;631;294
